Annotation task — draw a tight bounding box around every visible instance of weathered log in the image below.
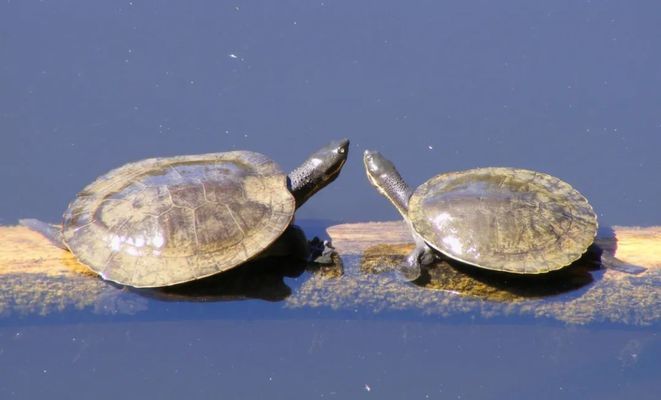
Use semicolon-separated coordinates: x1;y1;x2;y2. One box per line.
1;223;659;325
326;221;661;269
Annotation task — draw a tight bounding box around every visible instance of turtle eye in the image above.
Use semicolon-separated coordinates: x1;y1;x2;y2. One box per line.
365;156;379;173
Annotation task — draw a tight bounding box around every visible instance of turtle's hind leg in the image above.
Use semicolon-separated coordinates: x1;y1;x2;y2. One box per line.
19;218;67;250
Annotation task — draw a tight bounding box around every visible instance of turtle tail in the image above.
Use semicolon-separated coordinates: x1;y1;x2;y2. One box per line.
19;218;68;250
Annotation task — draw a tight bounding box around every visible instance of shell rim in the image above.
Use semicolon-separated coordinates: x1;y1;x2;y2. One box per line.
408;167;599;274
61;151;296;287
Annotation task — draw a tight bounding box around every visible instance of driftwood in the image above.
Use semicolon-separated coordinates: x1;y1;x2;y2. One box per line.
293;222;661;326
326;221;661;268
0;222;659;325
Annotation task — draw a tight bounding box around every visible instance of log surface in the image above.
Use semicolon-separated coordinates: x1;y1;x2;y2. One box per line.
327;221;661;269
1;223;659;325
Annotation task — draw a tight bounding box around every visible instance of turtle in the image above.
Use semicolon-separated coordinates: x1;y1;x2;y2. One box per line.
363;150;598;280
22;139;349;288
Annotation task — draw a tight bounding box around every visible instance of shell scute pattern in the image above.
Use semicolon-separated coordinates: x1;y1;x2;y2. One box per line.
62;151;295;287
409;167;597;273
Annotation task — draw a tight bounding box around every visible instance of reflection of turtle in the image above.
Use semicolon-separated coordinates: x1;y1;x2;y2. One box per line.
363;151;597;279
24;139;349;288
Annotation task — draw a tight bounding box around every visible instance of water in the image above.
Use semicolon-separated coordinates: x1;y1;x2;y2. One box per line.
2;320;657;399
1;1;659;399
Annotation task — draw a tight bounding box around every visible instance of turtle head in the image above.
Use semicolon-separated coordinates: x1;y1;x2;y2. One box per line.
288;139;349;209
363;150;412;217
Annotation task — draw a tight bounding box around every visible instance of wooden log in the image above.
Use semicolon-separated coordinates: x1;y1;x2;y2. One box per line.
5;222;657;281
0;223;659;325
0;226;120;317
297;222;661;326
0;225;303;317
326;221;661;270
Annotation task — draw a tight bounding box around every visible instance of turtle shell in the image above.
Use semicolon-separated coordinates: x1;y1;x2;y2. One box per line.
62;151;296;287
408;168;597;273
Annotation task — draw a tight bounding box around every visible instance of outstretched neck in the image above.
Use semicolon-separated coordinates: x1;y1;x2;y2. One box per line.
375;171;413;218
288;161;321;209
363;150;413;219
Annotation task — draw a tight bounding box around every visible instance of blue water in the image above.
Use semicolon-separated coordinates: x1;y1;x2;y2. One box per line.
1;1;659;399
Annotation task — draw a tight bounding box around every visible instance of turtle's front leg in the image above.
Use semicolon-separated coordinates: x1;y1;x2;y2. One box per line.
401;234;435;281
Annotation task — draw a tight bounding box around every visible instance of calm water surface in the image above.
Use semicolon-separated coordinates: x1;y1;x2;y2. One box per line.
1;1;659;399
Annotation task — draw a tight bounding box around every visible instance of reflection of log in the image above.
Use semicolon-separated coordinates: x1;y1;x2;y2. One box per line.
327;221;661;270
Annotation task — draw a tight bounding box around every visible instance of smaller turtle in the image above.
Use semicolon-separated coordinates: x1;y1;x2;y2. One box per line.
363;150;598;280
23;139;349;288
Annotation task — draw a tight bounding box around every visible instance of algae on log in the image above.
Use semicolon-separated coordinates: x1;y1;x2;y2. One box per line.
0;225;304;317
0;222;659;325
0;226;147;317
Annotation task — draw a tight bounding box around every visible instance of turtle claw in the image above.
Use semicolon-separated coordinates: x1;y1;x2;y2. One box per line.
601;254;647;274
308;237;336;265
401;247;425;281
399;262;422;281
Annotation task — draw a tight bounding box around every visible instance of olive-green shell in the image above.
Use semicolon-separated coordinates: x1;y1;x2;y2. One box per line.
62;151;296;287
408;168;597;273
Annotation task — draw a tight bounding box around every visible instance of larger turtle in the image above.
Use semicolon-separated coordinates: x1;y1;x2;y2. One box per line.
363;150;597;279
24;139;349;288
